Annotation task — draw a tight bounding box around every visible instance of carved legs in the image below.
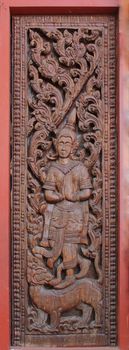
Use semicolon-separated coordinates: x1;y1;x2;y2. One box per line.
76;256;91;279
77;303;92;326
94;301;102;325
50;309;61;328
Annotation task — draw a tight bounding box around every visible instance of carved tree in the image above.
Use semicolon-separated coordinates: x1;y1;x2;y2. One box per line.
27;25;103;333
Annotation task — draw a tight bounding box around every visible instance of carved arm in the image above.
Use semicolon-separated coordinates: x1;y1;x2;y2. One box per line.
45;190;64;203
78;188;92;201
65;188;92;202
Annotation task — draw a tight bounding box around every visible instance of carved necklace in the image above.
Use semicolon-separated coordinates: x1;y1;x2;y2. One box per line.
51;160;80;175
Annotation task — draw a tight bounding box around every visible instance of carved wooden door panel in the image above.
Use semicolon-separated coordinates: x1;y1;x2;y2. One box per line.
11;15;117;347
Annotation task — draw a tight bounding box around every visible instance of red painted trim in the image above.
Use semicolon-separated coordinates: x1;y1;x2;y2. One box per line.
0;2;10;350
9;0;119;15
9;0;119;7
10;347;119;350
1;1;129;350
118;20;129;350
116;7;129;350
10;7;119;15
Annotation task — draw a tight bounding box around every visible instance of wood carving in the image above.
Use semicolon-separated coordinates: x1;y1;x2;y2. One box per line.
11;16;117;347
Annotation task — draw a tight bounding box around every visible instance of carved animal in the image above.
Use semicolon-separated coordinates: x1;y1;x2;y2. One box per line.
29;278;102;328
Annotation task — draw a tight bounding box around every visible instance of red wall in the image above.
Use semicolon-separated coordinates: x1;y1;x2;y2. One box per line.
0;1;129;350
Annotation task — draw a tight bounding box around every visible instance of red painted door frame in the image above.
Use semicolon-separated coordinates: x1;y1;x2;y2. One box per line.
0;1;129;350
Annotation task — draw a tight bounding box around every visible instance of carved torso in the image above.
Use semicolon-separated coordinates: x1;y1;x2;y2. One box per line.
43;160;91;243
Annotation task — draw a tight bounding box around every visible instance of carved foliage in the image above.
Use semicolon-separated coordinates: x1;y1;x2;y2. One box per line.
27;25;103;335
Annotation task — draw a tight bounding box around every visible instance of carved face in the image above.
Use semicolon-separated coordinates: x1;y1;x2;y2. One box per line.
57;136;73;158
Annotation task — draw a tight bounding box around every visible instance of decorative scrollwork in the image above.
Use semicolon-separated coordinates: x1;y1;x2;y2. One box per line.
26;24;104;336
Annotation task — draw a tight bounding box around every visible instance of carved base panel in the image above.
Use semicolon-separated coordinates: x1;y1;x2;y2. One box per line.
11;15;117;347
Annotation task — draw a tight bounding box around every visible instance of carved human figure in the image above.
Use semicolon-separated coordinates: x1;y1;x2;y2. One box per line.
33;108;92;287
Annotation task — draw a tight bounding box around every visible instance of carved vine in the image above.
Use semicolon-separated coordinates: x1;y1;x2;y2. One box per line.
27;26;103;334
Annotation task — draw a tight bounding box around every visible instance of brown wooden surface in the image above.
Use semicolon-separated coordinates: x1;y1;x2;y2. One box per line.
11;15;117;347
1;2;129;350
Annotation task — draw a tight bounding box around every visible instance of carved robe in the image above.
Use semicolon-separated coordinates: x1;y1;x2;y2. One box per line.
43;160;92;269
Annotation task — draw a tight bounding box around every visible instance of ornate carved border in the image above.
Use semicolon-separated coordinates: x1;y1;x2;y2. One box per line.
12;16;22;346
11;15;117;346
109;17;117;345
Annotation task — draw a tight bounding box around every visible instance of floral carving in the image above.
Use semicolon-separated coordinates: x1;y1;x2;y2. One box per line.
26;25;103;335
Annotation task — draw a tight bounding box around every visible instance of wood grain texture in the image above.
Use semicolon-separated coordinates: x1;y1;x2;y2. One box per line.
11;15;117;347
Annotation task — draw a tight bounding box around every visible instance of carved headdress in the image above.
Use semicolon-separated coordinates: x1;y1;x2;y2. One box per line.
57;107;76;143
